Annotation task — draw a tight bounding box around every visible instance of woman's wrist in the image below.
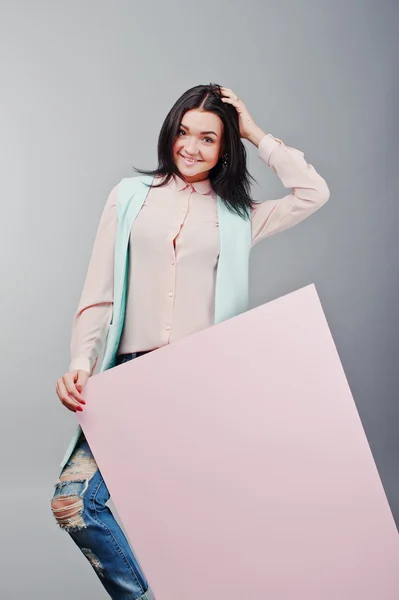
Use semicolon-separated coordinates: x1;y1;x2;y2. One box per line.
245;125;267;148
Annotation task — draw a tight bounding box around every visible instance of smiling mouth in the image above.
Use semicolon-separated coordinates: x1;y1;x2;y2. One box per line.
179;153;202;163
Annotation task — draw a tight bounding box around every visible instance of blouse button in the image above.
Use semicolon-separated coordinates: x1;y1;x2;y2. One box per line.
165;325;171;331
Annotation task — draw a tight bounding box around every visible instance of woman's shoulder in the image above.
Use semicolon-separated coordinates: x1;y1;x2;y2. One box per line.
116;174;156;195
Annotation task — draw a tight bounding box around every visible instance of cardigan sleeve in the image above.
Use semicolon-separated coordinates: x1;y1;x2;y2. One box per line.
68;184;118;374
251;134;330;246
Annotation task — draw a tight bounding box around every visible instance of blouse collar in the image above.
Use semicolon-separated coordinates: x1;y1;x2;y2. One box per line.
169;173;214;196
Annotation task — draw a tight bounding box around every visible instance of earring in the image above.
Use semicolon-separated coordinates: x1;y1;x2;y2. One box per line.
222;153;228;168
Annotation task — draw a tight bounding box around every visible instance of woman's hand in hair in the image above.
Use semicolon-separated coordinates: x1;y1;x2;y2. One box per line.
220;87;266;147
56;369;89;412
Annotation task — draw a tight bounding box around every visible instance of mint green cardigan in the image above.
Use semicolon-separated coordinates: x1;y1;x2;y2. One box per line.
60;175;252;470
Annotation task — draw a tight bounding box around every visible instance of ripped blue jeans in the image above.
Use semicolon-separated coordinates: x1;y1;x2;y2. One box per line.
51;351;156;600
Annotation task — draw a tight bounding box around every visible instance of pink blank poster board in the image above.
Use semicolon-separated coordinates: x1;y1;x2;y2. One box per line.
78;284;399;599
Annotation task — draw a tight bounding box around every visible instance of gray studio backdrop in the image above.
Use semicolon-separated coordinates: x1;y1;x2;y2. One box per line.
1;0;398;598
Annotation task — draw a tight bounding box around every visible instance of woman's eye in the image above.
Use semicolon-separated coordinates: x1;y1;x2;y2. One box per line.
178;129;186;136
204;137;213;143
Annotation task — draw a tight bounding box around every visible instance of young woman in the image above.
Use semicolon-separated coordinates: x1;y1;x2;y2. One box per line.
51;83;330;599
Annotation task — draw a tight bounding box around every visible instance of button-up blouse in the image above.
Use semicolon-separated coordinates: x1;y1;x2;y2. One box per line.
69;133;330;374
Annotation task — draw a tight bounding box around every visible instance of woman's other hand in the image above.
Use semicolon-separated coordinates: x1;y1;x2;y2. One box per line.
56;370;89;412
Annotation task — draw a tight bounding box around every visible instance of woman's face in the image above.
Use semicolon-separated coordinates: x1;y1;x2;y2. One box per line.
172;109;224;183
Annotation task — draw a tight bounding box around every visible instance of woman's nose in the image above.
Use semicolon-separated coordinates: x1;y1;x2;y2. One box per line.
185;137;199;155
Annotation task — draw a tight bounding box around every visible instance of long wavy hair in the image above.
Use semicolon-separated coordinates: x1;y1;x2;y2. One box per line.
133;83;256;219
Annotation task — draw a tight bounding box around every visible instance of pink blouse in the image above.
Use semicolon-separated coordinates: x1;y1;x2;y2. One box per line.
69;133;330;374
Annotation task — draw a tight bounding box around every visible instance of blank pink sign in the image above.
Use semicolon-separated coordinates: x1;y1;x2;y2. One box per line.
78;284;399;599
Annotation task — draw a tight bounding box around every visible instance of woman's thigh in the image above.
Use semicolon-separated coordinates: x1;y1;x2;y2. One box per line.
51;432;103;529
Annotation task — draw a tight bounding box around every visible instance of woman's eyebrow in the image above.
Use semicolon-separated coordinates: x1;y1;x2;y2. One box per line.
180;124;218;137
